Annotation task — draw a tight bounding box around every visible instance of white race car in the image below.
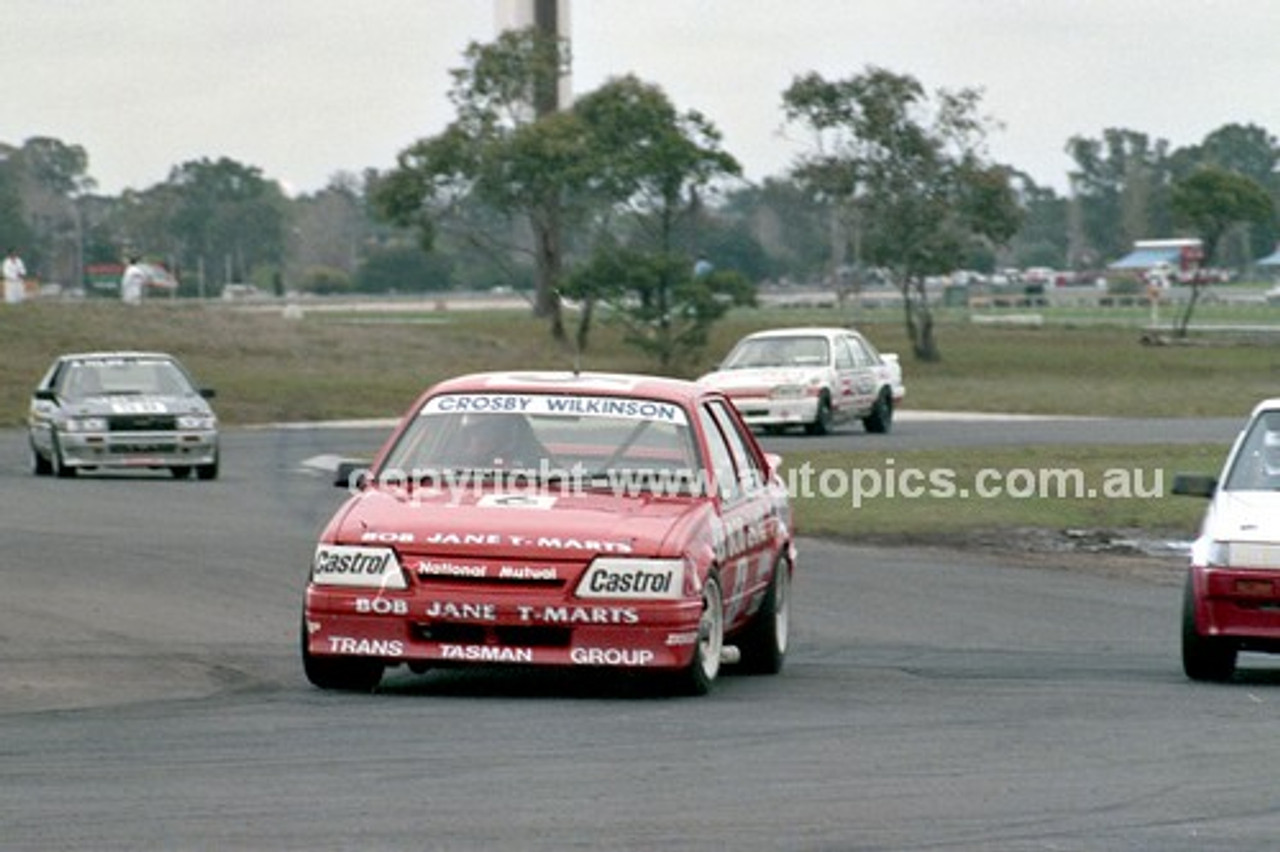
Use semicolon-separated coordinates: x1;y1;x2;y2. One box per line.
699;327;904;435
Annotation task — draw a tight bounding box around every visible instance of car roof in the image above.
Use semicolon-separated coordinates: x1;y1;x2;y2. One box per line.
1249;398;1280;416
424;371;711;406
739;327;860;340
58;351;179;362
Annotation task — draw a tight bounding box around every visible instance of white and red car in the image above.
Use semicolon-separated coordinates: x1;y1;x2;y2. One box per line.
1175;398;1280;681
303;371;795;695
698;327;904;435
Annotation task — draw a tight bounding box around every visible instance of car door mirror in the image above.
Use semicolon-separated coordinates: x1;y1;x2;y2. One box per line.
34;388;57;402
334;460;371;489
1171;473;1216;498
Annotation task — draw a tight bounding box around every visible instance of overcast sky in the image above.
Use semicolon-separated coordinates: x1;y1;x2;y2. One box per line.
6;1;1279;197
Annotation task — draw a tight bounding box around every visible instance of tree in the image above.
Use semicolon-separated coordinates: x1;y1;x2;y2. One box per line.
1065;129;1172;266
1169;167;1274;337
164;157;288;294
375;27;576;340
782;67;1020;361
563;75;747;359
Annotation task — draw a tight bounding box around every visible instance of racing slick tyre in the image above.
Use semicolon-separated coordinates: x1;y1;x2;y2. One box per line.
301;620;384;692
804;392;834;436
170;466;192;479
862;390;894;434
673;573;725;696
50;433;76;478
737;556;791;675
31;440;52;476
1181;573;1237;682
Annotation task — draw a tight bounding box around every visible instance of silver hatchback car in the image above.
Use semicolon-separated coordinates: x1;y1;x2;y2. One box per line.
28;351;219;479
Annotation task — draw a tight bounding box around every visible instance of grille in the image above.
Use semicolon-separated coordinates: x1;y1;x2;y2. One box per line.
109;414;177;432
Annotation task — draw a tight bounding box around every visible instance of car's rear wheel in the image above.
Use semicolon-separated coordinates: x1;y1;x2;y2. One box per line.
301;620;384;692
737;556;790;675
863;390;894;434
1182;573;1237;682
674;574;724;696
804;392;833;436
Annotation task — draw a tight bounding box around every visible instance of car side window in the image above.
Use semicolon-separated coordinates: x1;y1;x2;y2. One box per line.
834;337;856;370
698;405;742;502
848;335;879;366
707;400;765;493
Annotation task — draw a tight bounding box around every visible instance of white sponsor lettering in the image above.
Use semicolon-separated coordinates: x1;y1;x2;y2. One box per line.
440;644;534;663
665;631;699;646
361;531;414;544
498;565;557;581
417;559;488;578
326;636;404;656
516;605;639;624
570;648;656;666
354;598;408;615
425;600;497;621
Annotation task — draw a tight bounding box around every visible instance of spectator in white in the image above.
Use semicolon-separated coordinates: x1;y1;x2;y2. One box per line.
3;248;27;304
120;256;148;304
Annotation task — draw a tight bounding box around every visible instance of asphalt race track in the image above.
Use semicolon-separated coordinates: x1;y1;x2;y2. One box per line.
3;417;1279;851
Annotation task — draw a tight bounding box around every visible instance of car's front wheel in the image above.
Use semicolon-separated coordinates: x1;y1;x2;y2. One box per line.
1182;573;1237;682
301;620;384;692
30;439;52;476
737;556;790;675
50;433;76;479
674;574;724;696
196;452;219;481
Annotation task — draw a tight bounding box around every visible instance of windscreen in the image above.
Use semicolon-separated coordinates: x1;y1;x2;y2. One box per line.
722;336;830;369
58;359;194;399
379;392;699;490
1223;410;1280;491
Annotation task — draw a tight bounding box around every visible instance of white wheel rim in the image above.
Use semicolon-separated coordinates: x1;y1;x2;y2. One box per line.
698;580;724;682
774;564;790;655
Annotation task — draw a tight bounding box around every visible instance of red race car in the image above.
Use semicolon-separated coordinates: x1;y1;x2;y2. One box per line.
303;371;795;695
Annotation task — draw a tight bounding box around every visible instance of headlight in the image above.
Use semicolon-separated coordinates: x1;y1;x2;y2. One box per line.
64;416;108;433
312;544;407;590
576;558;685;600
177;413;217;430
1206;540;1231;568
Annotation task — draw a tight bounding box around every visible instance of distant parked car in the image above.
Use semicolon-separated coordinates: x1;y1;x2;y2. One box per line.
1173;398;1280;681
28;351;219;479
698;327;904;435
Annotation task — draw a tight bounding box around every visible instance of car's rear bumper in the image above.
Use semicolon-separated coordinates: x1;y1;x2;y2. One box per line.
303;585;705;670
1190;566;1280;645
57;430;218;469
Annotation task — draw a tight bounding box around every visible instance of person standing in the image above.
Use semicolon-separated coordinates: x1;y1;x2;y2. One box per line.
120;256;147;304
3;248;27;304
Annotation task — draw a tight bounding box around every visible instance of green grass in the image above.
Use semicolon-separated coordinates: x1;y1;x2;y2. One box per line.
783;443;1224;542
